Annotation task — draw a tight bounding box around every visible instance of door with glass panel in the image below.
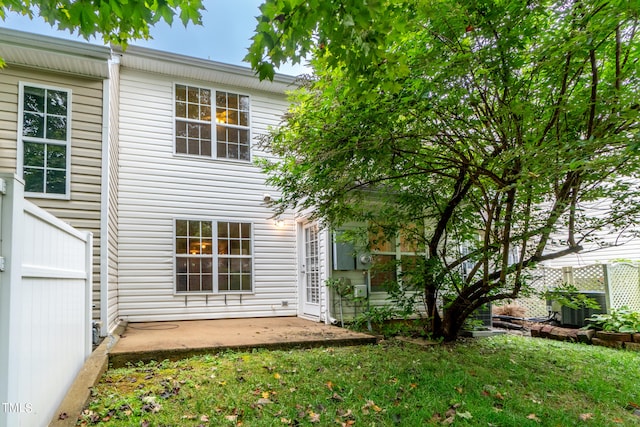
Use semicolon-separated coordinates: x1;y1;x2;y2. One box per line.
301;223;321;318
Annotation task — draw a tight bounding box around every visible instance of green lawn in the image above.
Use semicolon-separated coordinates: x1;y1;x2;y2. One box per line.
82;335;640;426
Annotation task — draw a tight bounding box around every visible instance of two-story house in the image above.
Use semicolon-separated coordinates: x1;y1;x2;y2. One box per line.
1;28;335;336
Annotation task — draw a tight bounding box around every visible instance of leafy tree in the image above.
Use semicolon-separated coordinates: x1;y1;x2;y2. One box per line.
0;0;204;48
248;0;640;340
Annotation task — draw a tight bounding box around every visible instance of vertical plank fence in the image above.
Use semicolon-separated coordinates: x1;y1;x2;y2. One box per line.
0;174;92;427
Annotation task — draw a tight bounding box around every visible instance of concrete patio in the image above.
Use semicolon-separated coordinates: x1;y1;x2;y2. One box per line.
51;317;377;426
109;316;378;368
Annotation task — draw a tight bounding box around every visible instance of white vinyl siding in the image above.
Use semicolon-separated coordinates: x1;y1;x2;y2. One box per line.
0;66;105;322
117;69;297;321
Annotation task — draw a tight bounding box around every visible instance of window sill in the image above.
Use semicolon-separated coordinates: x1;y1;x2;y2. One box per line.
174;291;255;296
25;192;71;201
172;152;253;165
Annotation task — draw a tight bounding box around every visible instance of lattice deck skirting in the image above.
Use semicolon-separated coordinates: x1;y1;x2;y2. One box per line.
498;264;640;317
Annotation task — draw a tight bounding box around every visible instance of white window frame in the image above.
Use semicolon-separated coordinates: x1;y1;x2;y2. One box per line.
17;82;72;199
173;218;254;295
369;227;427;293
173;83;252;163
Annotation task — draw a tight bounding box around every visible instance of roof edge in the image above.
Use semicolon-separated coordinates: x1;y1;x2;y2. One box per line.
112;44;298;86
0;28;111;60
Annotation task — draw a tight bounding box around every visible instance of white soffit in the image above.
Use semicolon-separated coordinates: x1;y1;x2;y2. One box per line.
0;28;110;79
113;45;299;94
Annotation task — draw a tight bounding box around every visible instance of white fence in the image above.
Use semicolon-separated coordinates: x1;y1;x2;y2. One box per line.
512;264;640;317
0;174;92;427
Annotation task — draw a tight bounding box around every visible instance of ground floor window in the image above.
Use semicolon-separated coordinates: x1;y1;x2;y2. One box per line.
175;219;252;293
369;225;425;293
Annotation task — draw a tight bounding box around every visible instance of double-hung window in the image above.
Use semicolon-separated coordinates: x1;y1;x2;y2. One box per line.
369;226;426;293
19;83;71;197
175;219;253;293
175;84;250;161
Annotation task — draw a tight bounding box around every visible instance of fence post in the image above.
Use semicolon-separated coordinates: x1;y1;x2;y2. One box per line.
85;232;94;357
0;174;25;427
562;267;574;285
603;264;612;313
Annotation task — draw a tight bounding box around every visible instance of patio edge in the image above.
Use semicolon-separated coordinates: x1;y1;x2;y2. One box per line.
108;336;379;369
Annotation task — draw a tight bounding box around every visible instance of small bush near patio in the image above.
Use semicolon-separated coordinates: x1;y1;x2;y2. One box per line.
82;335;640;426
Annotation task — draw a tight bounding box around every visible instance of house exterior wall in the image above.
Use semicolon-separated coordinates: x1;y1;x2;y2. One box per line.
0;64;105;321
541;240;640;268
116;67;298;321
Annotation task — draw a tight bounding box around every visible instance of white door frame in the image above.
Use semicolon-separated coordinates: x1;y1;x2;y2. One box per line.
299;221;321;319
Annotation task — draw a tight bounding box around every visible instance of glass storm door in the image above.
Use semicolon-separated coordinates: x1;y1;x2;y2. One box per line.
302;223;321;317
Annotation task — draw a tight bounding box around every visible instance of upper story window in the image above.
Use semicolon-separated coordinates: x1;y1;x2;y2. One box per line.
175;84;250;161
19;83;71;198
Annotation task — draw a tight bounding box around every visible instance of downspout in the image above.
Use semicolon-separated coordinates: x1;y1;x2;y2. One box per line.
325;227;339;325
99;67;111;337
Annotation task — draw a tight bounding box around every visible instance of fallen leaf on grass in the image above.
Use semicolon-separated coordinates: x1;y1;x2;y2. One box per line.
337;409;354;419
201;415;210;422
443;415;455;425
362;400;382;414
457;411;473;419
579;413;593;421
225;414;238;422
308;411;321;423
527;413;541;422
256;398;273;405
329;392;344;402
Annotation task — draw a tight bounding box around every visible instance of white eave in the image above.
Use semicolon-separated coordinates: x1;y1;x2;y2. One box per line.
112;44;299;94
0;28;110;79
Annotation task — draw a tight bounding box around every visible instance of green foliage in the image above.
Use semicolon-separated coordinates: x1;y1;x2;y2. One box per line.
351;305;397;332
252;0;640;341
586;306;640;333
542;284;602;310
85;336;640;425
324;277;353;298
1;0;204;46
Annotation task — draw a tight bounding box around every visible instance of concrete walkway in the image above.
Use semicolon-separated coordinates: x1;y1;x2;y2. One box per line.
109;317;377;368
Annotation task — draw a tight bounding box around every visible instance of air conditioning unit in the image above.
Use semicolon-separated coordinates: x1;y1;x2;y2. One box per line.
560;291;607;328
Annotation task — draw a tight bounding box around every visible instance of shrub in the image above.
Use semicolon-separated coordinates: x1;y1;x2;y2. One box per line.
585;306;640;333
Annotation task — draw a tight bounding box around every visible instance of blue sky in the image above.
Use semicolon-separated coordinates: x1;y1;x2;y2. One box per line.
0;1;307;76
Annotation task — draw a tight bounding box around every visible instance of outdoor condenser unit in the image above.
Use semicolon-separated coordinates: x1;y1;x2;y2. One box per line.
560;291;607;328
